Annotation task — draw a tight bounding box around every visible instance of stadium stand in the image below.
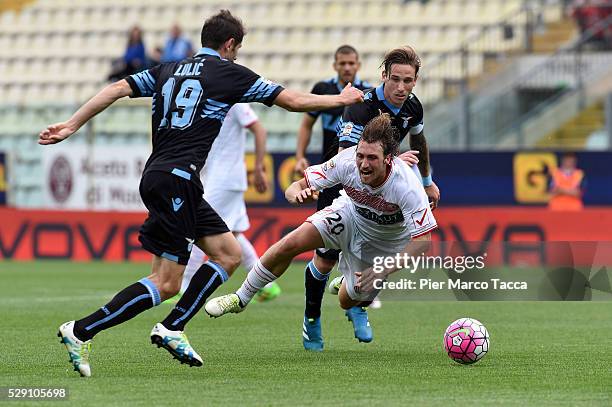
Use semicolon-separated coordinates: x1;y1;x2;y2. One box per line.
3;0;609;207
0;0;567;106
537;101;605;148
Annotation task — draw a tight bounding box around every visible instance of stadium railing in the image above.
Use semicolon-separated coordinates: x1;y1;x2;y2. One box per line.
427;13;612;150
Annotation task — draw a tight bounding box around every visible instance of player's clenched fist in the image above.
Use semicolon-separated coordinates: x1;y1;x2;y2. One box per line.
288;186;319;205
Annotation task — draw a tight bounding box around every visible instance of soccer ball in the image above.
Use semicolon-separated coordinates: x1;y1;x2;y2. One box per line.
443;317;490;365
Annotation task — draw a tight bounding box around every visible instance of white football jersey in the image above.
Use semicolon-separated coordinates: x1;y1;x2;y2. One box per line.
202;103;258;191
304;146;437;243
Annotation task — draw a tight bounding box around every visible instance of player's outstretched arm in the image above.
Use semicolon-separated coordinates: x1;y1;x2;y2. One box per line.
355;233;432;293
294;114;317;175
285;178;319;205
273;83;364;112
38;80;133;145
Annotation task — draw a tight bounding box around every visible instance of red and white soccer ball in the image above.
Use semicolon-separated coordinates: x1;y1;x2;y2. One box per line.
443;317;490;365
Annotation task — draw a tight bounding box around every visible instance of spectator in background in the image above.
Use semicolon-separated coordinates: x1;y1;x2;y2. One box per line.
569;0;612;50
124;26;146;73
548;152;586;211
108;26;147;81
161;24;193;62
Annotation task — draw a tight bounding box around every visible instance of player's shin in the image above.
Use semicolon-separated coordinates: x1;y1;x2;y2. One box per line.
73;277;161;341
304;258;331;319
161;261;228;331
235;260;280;306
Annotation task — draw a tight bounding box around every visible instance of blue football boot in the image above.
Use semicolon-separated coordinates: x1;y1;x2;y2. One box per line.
345;306;373;343
302;316;324;352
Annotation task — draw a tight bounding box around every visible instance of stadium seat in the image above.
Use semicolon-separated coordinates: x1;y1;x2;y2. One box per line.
0;9;17;30
1;107;22;136
0;0;570;149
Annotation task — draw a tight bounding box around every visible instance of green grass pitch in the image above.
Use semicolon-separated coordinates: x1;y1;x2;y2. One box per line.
0;261;610;406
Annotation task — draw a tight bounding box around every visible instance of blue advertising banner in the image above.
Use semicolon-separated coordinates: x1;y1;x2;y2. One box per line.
434;151;612;205
244;151;612;207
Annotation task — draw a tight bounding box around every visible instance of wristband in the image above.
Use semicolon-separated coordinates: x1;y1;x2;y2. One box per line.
422;174;433;187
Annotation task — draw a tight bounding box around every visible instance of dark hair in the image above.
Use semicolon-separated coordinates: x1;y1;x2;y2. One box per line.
561;152;577;160
360;113;399;157
334;44;359;61
127;26;143;46
380;46;421;76
201;10;245;49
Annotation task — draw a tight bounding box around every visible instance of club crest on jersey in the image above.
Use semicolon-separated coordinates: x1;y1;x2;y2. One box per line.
185;238;195;252
342;122;354;136
402;116;412;129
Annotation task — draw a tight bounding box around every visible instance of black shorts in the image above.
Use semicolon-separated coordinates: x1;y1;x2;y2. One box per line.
138;170;229;265
314;183;343;261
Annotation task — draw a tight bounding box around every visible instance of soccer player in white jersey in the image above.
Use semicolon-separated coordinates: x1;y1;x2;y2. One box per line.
205;114;436;343
179;103;280;300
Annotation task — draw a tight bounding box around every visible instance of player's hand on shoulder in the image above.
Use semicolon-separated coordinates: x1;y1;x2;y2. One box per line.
340;82;364;105
38;122;76;145
292;186;319;205
294;157;310;176
399;150;420;166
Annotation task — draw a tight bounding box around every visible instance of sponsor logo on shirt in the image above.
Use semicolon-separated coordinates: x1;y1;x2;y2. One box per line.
411;208;430;228
344;185;400;213
355;206;405;225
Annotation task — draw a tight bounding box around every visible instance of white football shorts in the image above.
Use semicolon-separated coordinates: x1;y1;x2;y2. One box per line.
204;188;250;233
307;195;407;302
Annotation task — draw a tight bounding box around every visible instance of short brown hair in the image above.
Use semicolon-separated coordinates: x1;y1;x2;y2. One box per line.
201;10;245;49
380;46;421;76
360;113;399;157
334;44;359;61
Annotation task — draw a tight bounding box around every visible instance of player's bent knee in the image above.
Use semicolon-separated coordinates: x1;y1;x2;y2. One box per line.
313;255;336;273
207;253;241;276
202;233;242;275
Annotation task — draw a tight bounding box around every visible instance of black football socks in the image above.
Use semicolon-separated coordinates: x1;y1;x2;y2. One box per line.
161;261;228;331
73;277;161;341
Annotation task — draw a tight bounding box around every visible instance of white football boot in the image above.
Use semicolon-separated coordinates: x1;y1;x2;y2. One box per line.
57;321;92;377
328;276;344;295
150;323;203;367
204;293;244;317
